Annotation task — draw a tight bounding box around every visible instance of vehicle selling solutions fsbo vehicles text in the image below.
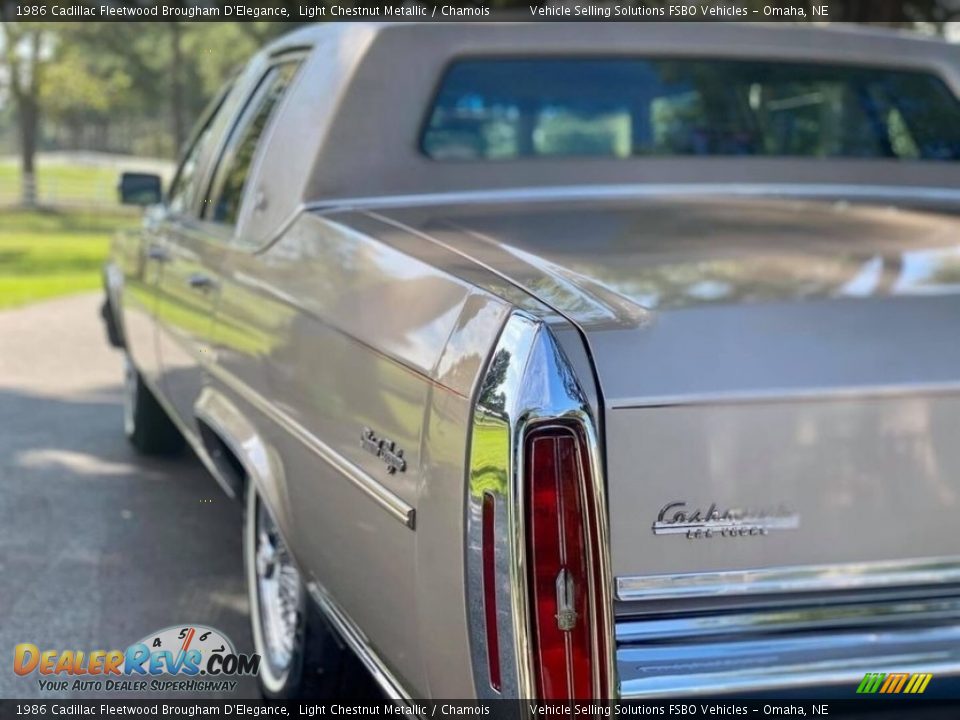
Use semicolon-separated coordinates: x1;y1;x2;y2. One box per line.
528;4;824;17
529;4;750;17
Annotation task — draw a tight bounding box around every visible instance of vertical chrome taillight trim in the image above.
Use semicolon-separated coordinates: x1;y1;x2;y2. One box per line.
467;312;539;699
466;311;615;699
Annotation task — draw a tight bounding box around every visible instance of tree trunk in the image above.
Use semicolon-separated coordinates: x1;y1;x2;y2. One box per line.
16;30;44;209
70;120;83;151
18;96;39;207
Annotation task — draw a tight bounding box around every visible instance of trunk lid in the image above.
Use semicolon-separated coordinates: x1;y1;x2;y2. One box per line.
375;194;960;582
601;298;960;580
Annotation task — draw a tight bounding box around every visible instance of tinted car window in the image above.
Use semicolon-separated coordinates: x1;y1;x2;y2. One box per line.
167;81;233;216
208;62;299;226
422;59;960;161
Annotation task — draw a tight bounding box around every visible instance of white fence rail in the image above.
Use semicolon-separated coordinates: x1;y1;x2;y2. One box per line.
0;176;120;208
0;154;175;210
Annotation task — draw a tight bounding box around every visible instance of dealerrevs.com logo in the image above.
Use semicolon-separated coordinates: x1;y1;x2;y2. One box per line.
14;624;259;693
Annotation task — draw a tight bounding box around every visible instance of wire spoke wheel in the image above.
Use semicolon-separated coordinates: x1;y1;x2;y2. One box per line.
245;485;377;699
123;355;138;438
255;499;302;678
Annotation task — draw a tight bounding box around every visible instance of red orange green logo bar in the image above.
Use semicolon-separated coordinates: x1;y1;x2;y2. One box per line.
857;672;933;694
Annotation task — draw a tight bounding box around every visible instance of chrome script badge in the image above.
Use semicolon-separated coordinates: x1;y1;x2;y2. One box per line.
653;501;800;539
361;427;407;474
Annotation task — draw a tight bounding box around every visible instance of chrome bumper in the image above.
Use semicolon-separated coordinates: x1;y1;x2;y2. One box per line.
615;561;960;698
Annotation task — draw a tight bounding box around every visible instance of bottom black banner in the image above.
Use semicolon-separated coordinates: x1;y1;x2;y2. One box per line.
2;700;960;720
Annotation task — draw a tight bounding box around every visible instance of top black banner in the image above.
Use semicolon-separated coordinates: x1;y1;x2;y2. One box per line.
1;0;958;23
2;699;960;719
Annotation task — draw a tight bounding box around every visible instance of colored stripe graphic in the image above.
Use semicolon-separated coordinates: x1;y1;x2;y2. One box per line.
857;672;931;694
857;673;885;694
904;673;933;694
880;673;908;693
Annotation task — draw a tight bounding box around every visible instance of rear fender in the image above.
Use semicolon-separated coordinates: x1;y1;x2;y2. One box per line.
193;387;287;521
101;263;126;349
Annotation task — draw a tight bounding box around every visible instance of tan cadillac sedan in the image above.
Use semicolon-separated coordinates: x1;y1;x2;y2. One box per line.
101;22;960;700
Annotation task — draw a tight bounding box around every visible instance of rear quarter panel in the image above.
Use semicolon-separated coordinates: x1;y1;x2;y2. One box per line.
207;212;510;697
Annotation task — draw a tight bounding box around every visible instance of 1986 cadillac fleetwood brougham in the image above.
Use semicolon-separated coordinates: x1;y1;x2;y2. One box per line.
102;23;960;699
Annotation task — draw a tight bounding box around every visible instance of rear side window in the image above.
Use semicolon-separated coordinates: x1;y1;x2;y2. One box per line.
206;61;300;226
422;58;960;161
167;81;233;215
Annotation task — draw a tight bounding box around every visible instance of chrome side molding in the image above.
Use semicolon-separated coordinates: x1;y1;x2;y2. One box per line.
205;362;415;529
307;581;416;706
617;556;960;602
611;380;960;409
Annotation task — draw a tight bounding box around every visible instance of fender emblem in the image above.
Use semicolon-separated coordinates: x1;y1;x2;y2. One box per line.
361;427;407;474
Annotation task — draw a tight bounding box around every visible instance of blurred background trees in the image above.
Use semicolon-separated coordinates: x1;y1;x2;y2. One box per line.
0;21;295;206
1;22;47;206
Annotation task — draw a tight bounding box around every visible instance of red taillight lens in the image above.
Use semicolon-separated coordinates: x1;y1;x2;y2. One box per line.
482;492;502;692
525;426;604;700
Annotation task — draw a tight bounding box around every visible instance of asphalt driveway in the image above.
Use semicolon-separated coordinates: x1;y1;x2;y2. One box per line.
0;293;257;699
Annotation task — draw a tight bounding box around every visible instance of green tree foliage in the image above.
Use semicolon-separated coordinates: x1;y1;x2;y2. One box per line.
52;22;291;157
41;41;135;144
0;20;293;190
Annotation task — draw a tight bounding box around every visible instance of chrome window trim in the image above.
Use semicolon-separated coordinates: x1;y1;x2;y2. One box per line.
617;556;960;602
204;361;416;529
305;182;960;213
465;311;615;699
610;380;960;409
220;56;307;244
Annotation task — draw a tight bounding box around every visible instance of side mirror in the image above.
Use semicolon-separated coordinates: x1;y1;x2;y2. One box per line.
118;172;162;206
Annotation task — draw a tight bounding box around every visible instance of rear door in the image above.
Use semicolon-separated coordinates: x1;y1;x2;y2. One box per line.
122;85;231;390
149;82;235;431
155;61;300;431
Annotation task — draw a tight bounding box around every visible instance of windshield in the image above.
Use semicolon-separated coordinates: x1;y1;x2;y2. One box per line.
422;58;960;162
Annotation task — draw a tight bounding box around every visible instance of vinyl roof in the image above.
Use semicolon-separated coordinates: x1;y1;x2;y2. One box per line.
239;21;960;244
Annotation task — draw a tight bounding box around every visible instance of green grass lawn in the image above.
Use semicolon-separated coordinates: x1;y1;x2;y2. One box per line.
0;208;139;310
